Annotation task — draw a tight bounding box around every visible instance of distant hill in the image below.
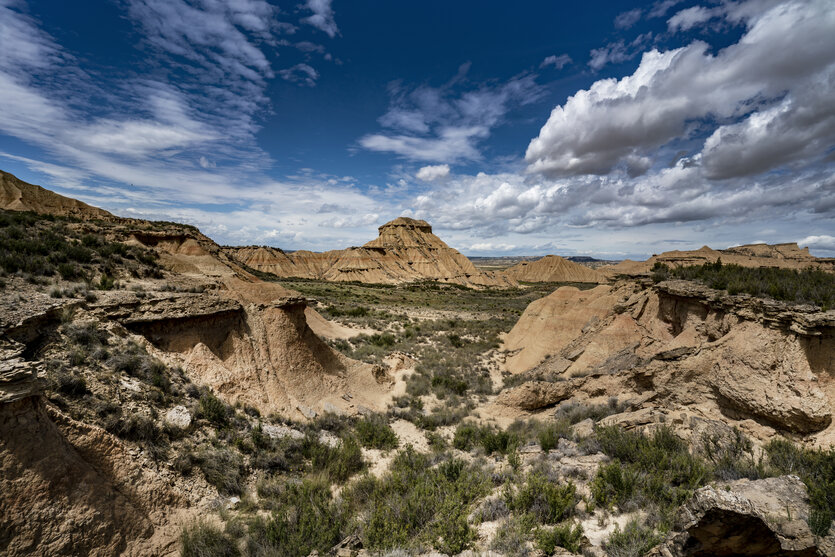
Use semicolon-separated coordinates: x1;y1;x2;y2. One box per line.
503;254;607;284
229;217;518;289
0;170;114;220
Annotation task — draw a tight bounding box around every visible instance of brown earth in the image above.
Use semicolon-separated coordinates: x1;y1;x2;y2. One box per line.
601;243;835;278
229;217;518;289
503;254;608;283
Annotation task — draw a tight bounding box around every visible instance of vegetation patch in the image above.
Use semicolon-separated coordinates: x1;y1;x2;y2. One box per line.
652;260;835;309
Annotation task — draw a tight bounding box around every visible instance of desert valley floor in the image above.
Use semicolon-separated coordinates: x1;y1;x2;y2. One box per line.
1;169;835;557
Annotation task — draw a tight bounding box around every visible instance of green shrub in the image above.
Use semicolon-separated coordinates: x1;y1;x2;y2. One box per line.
591;426;709;514
246;478;343;557
701;427;763;480
302;434;364;483
506;472;577;524
343;447;489;552
537;420;571;451
355;414;399;450
489;516;532;556
64;322;108;347
603;519;662;557
196;448;244;495
535;521;584;554
453;422;519;456
764;438;835;535
199;392;230;427
180;520;240;557
56;372;89;397
652;261;835;310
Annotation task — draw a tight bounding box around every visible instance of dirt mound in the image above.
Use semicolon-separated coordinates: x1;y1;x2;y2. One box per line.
601;243;835;278
229;217;518;289
497;279;835;438
0;170;114;220
504;254;607;283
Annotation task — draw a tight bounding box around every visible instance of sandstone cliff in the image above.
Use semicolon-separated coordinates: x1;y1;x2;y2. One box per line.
498;279;835;439
602;243;835;278
229;217;518;289
503;254;607;283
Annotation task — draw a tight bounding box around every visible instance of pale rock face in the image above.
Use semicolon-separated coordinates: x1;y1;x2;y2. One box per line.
164;405;192;429
652;475;835;556
229;217;518;289
497;280;835;436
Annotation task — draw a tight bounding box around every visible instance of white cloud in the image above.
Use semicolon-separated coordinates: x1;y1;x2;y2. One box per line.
540;54;572;69
468;242;516;252
198;156;216;168
278;63;319;87
648;0;683;19
528;0;835;178
416;164;450;181
615;8;642;29
667;6;717;31
360;73;544;163
302;0;338;38
797;235;835;252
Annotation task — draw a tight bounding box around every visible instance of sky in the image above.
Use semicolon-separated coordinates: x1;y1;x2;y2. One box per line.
0;0;833;259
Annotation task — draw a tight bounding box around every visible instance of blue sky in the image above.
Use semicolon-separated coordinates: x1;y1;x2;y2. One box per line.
0;0;833;259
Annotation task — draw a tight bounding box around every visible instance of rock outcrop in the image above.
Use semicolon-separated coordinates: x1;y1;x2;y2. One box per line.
602;243;835;278
652;475;834;556
0;170;114;220
229;217;518;289
92;278;392;418
504;254;607;283
497;280;835;437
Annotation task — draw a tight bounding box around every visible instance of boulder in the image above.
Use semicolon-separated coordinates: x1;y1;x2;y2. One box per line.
652;475;832;556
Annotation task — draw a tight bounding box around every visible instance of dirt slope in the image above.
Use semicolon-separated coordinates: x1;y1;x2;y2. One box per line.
229;217;518;289
0;170;114;220
504;254;607;283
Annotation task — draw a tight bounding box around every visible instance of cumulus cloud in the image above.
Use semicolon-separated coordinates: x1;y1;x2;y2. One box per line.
360;72;544;163
302;0;338;38
416;164;450;181
279;63;319;86
540;54;572;69
527;0;835;178
797;235;835;252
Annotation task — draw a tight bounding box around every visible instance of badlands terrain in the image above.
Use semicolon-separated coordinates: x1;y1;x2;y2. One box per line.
1;169;835;557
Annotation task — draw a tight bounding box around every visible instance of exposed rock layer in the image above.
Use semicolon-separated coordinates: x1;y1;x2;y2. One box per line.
229;217;517;289
602;243;835;278
499;280;835;435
